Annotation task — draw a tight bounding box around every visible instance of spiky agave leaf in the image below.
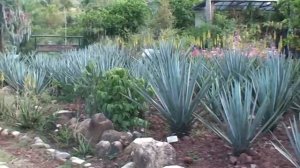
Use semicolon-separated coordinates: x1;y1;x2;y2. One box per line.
272;116;300;168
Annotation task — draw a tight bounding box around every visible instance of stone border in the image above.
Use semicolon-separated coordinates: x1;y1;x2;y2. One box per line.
0;126;93;168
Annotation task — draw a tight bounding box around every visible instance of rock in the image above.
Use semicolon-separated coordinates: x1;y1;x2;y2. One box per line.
111;141;123;154
239;153;252;164
75;113;114;145
127;138;176;168
163;166;185;168
121;162;135;168
95;141;111;157
0;162;6;165
132;131;142;139
0;127;2;132
182;157;193;164
1;129;9;136
34;137;44;143
18;135;32;145
54;110;77;125
46;149;56;155
0;165;9;168
85;155;93;159
70;157;85;165
68;118;78;128
55;151;71;160
84;163;92;167
101;130;133;146
250;164;257;168
229;156;238;165
1;86;15;94
11;131;20;138
31;142;50;149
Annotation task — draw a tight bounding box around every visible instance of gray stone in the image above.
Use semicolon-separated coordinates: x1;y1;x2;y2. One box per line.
70;157;85;165
132;131;142;139
46;149;56;156
18;135;32;145
0;165;9;168
55;151;71;160
163;166;185;168
84;163;92;167
31;142;50;149
121;162;135;168
250;164;258;168
126;138;176;168
74;113;114;145
1;129;9;136
95;141;111;157
101;130;133;145
11;131;20;138
54;110;77;125
34;137;44;143
111;141;123;153
1;86;15;94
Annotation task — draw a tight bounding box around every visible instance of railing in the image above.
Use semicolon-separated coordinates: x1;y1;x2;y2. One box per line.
31;35;84;53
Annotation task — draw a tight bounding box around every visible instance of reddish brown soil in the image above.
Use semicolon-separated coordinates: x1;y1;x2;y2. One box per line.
0;136;61;168
63;102;296;168
146;113;294;168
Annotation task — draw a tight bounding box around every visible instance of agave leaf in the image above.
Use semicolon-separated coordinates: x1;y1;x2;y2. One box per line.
272;116;300;168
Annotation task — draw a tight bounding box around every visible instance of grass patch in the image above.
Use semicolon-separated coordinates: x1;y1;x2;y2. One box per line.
0;149;14;162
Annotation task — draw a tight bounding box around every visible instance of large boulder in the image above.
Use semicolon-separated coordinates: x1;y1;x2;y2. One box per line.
75;113;114;145
126;138;176;168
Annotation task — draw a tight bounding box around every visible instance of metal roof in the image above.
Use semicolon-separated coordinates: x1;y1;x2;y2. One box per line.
193;0;278;11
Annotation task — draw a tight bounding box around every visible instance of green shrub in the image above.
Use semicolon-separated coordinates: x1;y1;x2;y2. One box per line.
86;68;151;130
73;134;94;158
15;98;44;130
170;0;198;29
78;0;149;43
51;125;76;148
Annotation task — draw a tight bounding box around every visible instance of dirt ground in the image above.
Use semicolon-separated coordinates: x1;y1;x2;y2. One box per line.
0;136;63;168
0;100;296;168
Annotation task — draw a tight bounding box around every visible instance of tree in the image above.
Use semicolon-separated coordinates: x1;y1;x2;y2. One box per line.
170;0;198;29
0;0;31;52
151;0;174;32
78;0;149;44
